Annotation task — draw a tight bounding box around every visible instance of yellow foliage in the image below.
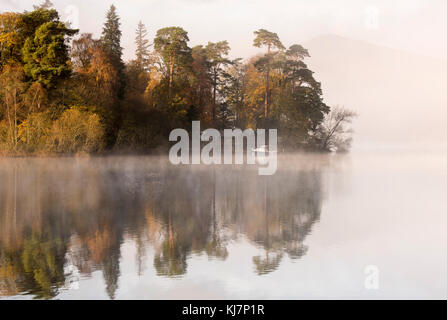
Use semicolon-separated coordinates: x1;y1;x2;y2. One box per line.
0;13;22;66
47;108;105;154
17;112;51;152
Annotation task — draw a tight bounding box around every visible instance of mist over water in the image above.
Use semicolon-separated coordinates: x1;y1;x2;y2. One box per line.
1;152;446;299
305;35;447;150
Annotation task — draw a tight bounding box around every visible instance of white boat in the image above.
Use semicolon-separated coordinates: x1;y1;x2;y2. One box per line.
251;145;277;154
251;145;277;165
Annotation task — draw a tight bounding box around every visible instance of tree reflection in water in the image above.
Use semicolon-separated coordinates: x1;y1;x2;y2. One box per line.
0;156;325;299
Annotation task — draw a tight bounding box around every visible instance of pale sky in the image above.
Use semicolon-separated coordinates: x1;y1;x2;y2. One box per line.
2;0;447;61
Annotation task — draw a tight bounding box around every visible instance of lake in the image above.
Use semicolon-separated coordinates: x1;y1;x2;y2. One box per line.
1;151;446;299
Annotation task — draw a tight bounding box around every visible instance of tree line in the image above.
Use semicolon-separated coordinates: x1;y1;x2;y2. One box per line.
0;2;356;155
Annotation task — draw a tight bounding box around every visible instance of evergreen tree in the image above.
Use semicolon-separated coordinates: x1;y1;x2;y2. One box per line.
135;21;151;72
21;9;78;88
154;27;192;98
253;29;285;119
101;5;123;62
100;5;125;146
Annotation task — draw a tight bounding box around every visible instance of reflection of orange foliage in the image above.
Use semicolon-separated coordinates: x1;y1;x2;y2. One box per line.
145;207;162;243
87;229;112;264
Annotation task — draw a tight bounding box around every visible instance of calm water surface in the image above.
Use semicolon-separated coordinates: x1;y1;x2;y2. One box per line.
1;152;447;299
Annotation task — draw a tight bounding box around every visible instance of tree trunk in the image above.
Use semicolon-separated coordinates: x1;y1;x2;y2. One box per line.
169;57;174;99
265;44;271;119
13;90;18;151
213;70;217;125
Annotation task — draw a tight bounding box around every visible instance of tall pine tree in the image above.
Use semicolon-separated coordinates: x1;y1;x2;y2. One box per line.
135;21;150;72
101;4;125;98
100;5;125;146
101;5;122;62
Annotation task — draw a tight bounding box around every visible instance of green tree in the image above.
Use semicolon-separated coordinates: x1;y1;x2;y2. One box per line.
101;5;123;62
154;27;192;98
100;5;125;145
101;5;125;98
21;9;77;88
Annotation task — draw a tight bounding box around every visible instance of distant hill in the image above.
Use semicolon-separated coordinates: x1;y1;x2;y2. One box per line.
305;34;447;150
